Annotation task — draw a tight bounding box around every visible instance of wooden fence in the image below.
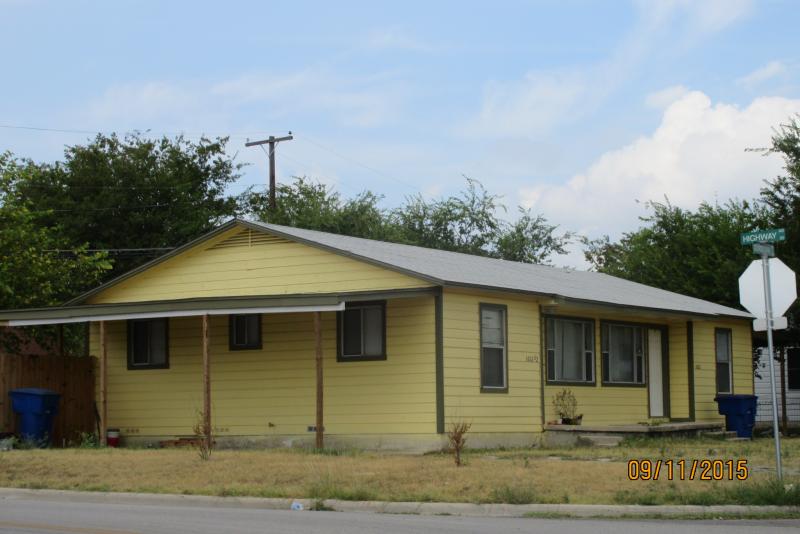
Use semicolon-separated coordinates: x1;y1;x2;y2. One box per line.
0;353;95;446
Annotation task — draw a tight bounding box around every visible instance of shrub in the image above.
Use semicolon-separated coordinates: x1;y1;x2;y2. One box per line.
447;420;472;467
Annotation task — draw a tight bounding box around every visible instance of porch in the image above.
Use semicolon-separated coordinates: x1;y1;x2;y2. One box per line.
0;289;439;450
543;421;725;447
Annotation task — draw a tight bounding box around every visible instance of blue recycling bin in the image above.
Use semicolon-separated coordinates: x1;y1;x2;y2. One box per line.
714;394;757;438
9;388;60;446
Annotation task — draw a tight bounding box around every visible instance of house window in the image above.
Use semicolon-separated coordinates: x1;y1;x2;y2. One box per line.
338;301;386;361
127;318;168;370
480;304;507;391
601;323;645;385
715;328;733;394
788;348;800;391
545;317;594;383
229;314;262;350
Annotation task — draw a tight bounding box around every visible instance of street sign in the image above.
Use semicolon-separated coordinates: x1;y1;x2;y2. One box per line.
753;316;789;332
740;228;786;245
739;243;795;481
738;258;797;318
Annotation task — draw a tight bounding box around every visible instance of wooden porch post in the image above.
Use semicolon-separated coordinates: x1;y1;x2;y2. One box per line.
202;314;212;451
99;321;108;446
314;311;324;449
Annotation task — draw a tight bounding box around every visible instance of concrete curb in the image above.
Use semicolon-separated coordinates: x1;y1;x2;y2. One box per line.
0;488;797;518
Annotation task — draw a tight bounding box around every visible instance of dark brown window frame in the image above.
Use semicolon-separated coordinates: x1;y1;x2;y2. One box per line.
543;314;596;386
600;320;647;388
714;327;734;394
336;300;387;362
479;303;509;393
126;318;170;370
228;314;263;351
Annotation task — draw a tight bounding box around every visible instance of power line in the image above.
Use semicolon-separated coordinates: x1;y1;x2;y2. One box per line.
0;123;276;140
293;133;420;192
245;133;293;210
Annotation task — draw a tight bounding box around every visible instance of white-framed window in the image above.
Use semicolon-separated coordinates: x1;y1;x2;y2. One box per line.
229;314;262;350
601;323;645;385
715;328;733;394
545;317;594;383
127;318;168;370
338;302;386;361
480;304;507;390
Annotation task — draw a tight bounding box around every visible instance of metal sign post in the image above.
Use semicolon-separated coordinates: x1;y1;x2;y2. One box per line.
740;229;794;481
756;243;782;480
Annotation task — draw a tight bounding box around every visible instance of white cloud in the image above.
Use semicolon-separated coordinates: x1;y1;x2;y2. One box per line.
737;60;787;89
460;69;589;137
86;82;202;125
645;85;689;108
461;0;753;140
520;91;800;261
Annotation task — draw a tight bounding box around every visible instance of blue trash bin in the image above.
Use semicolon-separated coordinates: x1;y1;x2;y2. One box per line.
714;394;757;438
9;388;61;446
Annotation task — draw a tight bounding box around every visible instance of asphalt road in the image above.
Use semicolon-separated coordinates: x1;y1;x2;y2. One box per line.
0;494;798;534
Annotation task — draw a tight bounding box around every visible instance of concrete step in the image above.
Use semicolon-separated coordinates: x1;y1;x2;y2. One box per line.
701;430;738;439
577;433;624;447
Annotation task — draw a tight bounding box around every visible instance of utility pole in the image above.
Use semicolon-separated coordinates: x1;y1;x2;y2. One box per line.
245;132;293;210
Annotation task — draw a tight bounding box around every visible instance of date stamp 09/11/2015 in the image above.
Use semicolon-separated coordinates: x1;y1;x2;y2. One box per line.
627;459;750;481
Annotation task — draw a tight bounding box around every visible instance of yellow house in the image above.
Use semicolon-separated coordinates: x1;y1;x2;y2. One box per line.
0;219;754;451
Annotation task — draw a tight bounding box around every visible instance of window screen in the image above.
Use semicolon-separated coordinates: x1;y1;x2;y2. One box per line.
715;329;732;394
481;306;506;389
339;302;385;360
229;314;261;350
545;317;594;383
601;323;644;385
128;318;168;369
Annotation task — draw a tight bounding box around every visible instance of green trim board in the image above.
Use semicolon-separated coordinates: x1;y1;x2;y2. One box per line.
478;302;509;394
0;288;439;325
435;288;444;434
687;320;696;422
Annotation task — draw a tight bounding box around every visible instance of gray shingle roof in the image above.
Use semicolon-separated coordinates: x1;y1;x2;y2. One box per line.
250;220;751;319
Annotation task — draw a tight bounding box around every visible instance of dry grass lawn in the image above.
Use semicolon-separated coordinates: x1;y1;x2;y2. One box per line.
0;436;798;505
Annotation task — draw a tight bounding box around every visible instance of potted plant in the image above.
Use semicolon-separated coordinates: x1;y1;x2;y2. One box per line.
552;389;582;425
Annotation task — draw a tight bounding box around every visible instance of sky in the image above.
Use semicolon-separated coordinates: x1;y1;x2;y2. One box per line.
1;0;799;267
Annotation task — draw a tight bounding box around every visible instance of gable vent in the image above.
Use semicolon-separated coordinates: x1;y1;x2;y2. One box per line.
208;229;288;250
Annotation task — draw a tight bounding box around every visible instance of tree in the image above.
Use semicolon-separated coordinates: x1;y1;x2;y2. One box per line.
759;115;800;343
247;177;397;241
246;176;571;265
582;199;762;309
0;153;111;354
12;133;245;277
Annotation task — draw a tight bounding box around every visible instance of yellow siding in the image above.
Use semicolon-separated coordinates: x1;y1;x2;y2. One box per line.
692;319;754;422
542;311;666;426
442;288;541;434
91;296;437;437
667;321;690;419
88;227;431;304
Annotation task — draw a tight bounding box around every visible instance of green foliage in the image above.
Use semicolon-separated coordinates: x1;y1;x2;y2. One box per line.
11;133;245;277
248;176;571;265
614;479;800;506
75;432;101;449
582;199;762;309
759;115;800;341
0;153;111;353
552;389;578;420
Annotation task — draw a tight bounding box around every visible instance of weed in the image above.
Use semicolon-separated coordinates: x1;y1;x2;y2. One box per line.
446;420;471;467
75;432;101;449
487;485;538;504
192;409;213;461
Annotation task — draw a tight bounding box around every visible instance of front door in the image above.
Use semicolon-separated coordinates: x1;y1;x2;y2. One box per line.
648;329;665;417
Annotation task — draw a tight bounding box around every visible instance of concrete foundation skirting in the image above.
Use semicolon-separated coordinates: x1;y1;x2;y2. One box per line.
121;432;542;453
0;489;795;518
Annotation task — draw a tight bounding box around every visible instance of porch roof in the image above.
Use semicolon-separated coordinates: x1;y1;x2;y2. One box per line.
0;294;345;326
